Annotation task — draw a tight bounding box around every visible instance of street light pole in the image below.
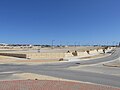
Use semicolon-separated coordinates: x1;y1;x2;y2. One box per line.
52;40;55;49
112;41;116;46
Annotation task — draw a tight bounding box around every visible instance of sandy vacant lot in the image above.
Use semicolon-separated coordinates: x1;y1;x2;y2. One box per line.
0;46;113;65
0;56;60;65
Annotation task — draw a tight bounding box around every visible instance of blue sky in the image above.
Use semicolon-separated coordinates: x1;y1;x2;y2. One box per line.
0;0;120;45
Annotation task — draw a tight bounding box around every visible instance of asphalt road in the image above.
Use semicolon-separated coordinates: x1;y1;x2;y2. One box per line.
0;48;120;88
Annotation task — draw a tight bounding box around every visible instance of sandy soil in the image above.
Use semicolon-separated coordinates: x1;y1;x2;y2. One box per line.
79;54;110;60
0;57;60;65
103;60;120;67
0;55;12;59
13;73;80;83
0;52;110;65
0;46;102;53
0;46;113;65
14;73;64;80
